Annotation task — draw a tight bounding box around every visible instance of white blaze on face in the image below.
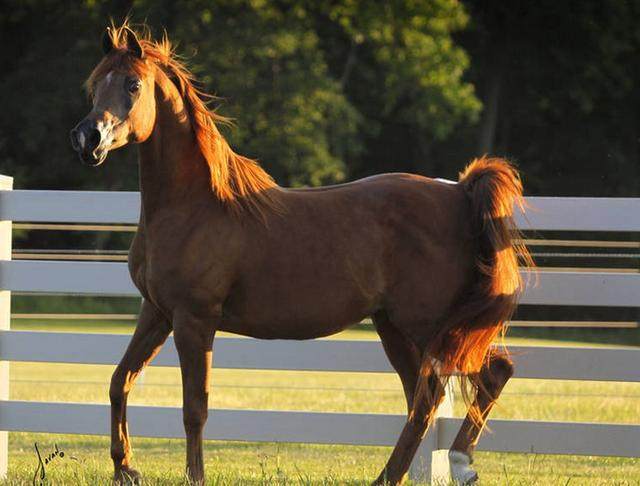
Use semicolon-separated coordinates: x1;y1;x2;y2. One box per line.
95;72;117;148
78;131;86;150
94;117;115;152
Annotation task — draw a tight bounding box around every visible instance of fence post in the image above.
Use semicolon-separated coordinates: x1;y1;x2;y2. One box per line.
0;175;12;478
409;380;454;484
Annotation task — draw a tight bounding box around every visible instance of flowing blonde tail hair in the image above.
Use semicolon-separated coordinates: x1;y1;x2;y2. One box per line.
412;157;534;424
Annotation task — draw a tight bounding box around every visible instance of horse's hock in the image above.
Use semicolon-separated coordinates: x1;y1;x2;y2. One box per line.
0;184;639;482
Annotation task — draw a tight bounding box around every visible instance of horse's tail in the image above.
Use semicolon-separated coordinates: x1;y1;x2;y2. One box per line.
411;156;533;423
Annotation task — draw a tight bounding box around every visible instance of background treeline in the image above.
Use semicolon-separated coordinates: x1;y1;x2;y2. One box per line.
1;0;639;196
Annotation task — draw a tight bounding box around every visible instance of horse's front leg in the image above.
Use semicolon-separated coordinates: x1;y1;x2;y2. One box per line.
173;311;216;485
111;300;171;485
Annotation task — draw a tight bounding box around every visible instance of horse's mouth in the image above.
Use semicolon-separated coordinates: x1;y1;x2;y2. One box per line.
79;149;108;167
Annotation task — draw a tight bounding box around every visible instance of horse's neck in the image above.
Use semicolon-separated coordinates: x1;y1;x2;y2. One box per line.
137;82;211;223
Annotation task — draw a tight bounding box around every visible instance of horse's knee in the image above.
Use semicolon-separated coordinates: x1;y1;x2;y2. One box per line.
183;403;208;432
111;444;125;463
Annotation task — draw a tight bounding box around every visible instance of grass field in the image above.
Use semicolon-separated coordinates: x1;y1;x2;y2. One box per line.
3;319;639;485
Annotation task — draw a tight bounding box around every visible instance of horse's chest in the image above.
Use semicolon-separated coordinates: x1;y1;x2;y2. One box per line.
128;250;178;308
128;234;149;296
128;230;226;312
128;232;168;300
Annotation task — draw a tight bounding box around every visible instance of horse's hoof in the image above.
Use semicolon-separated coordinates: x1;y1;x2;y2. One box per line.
113;467;142;485
370;471;397;486
449;450;478;485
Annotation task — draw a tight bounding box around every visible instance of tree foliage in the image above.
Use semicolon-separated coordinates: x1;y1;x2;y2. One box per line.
0;0;477;189
0;0;638;197
454;0;640;195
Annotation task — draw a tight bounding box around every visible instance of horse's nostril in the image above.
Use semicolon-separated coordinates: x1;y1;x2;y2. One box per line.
69;128;80;151
88;128;101;148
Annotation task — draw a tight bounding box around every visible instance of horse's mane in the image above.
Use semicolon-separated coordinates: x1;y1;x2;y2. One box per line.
86;22;281;218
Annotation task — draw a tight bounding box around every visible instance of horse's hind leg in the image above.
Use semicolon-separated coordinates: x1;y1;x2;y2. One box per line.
372;314;445;486
373;312;421;413
110;300;171;485
449;352;514;484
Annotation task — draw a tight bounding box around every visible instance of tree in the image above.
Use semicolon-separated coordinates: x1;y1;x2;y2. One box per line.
141;0;362;186
138;0;480;185
0;0;480;190
313;0;481;177
0;0;141;190
455;0;640;196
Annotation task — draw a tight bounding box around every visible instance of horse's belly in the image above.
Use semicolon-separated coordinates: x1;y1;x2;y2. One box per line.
218;316;358;340
220;285;374;340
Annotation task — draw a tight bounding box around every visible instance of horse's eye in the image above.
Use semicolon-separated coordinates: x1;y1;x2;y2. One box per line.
127;79;141;94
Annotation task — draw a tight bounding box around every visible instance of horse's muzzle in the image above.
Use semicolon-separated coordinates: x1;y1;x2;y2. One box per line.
70;119;106;166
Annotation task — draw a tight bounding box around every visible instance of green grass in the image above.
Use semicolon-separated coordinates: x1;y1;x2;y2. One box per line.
3;320;639;485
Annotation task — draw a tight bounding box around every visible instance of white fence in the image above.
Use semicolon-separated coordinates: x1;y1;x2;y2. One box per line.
0;176;639;482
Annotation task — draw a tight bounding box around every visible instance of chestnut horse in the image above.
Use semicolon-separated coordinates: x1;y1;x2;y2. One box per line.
70;24;531;486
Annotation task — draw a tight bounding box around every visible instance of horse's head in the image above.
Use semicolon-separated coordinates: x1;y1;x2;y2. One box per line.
70;27;156;166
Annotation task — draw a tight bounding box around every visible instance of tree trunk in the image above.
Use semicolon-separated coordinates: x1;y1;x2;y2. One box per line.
340;40;358;89
477;66;503;155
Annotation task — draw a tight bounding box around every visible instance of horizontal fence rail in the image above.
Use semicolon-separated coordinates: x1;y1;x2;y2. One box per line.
514;197;640;232
1;260;639;307
438;418;640;458
0;190;141;224
1;331;639;382
1;402;638;458
2;190;640;231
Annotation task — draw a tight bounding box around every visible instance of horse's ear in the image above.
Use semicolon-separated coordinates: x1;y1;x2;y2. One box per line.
124;26;144;59
102;28;114;55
